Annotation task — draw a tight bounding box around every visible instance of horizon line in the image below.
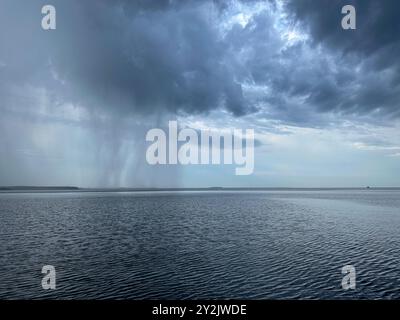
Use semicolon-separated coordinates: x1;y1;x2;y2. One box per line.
1;185;400;194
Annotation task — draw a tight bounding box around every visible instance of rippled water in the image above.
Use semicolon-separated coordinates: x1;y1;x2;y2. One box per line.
0;190;400;299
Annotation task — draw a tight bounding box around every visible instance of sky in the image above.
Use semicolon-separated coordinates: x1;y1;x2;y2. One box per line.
0;0;400;188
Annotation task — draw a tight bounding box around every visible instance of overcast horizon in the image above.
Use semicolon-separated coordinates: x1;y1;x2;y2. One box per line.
1;0;400;188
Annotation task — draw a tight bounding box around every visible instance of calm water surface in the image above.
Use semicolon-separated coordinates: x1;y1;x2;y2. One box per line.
0;190;399;299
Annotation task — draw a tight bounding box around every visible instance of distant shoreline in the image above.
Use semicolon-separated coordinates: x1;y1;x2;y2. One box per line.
1;186;400;194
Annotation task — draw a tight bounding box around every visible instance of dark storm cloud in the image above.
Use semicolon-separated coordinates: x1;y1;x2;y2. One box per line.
1;0;400;124
0;0;258;117
285;0;400;57
282;0;400;119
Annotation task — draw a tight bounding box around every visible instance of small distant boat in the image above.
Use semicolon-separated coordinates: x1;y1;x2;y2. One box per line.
366;186;371;189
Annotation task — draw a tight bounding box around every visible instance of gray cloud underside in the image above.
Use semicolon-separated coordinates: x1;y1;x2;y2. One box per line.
0;0;399;126
284;0;400;120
